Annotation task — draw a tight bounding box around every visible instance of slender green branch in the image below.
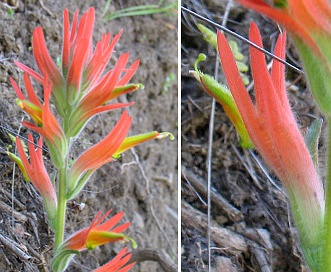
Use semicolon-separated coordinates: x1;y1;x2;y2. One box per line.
54;164;68;251
322;118;331;272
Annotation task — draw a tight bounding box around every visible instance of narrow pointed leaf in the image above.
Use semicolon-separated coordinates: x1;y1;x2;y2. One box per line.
304;118;323;168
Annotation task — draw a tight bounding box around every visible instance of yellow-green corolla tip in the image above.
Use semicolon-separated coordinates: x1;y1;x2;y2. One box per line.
157;132;175;140
195;53;207;71
127;237;137;249
138;83;144;89
189;53;207;82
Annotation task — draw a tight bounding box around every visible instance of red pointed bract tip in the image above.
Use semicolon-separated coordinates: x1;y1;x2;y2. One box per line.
11;73;67;168
70;110;131;177
33;26;64;91
10;74;43;126
20;77;67;168
16;134;57;222
238;0;331;57
15;7;140;136
62;210;131;252
66;110;132;198
93;247;135;272
77;52;130;111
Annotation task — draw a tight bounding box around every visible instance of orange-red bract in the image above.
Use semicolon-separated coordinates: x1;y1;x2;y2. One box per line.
217;22;324;258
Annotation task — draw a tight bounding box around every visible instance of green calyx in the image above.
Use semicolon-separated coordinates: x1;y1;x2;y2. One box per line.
6;150;30;182
86;232;137;250
51;249;78;272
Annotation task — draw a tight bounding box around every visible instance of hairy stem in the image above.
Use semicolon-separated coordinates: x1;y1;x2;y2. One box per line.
54;164;67;251
322;118;331;272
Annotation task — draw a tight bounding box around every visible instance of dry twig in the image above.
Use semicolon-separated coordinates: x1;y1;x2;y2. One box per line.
131;248;177;272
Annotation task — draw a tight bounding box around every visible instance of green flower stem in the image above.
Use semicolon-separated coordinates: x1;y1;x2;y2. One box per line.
322;118;331;272
54;164;68;251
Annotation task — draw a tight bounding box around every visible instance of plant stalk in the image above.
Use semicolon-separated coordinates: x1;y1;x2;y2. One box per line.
54;165;67;251
321;118;331;272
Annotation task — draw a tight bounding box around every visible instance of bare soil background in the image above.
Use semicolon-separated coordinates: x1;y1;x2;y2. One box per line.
181;1;324;271
0;0;178;271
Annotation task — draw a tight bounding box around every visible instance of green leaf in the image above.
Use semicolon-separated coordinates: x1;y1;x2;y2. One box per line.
66;169;94;200
294;37;331;116
304;118;323;168
51;249;78;272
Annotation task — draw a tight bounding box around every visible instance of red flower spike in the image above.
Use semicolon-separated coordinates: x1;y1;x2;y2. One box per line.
72;8;94;55
78;52;131;111
69;10;79;44
238;0;327;54
15;7;140;133
21;77;67;168
116;59;140;87
65;41;88;102
27;26;66;115
66;51;136;137
16;134;57;228
14;61;44;84
11;74;67;167
217;23;324;250
80;102;135;123
60;210;134;252
85;31;123;87
61;8;94;106
11;73;42;107
67;111;131;199
93;247;135;272
237;0;331;116
62;8;141;136
11;75;43;126
33;26;65;96
52;210;135;271
62;8;71;75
